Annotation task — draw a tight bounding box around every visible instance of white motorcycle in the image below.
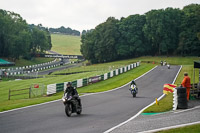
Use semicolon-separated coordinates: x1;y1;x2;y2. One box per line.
129;84;138;97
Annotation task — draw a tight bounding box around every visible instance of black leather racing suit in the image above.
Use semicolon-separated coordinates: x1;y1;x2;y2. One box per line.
65;86;81;106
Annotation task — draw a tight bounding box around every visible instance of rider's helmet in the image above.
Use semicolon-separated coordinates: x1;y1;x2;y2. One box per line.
131;80;136;85
67;82;72;87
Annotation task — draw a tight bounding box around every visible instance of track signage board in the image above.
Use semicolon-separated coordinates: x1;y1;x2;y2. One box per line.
34;54;83;59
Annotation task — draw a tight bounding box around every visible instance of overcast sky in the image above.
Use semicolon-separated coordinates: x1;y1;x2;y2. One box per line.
0;0;200;31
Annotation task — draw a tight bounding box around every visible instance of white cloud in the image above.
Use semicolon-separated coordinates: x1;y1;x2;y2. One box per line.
0;0;200;31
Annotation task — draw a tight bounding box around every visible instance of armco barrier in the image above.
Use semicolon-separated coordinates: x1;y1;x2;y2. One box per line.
116;69;119;75
47;84;56;95
4;59;59;76
104;73;108;80
77;79;83;88
47;62;140;95
82;78;88;86
101;75;104;80
113;70;116;76
56;83;64;92
72;80;77;88
120;68;123;73
107;72;111;79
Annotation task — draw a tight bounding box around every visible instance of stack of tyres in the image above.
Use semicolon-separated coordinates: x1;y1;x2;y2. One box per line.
176;86;188;109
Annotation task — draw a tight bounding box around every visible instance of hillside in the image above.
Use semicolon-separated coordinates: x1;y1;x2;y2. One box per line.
51;34;81;55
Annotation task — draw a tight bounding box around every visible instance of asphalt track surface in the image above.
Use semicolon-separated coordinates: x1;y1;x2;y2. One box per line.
0;65;180;133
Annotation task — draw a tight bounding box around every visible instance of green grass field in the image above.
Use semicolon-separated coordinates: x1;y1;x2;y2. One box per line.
137;56;199;65
51;34;81;55
157;123;200;133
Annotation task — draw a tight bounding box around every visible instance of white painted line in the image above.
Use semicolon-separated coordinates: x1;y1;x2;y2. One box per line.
0;99;61;114
139;121;200;133
0;65;157;114
104;94;165;133
174;105;200;114
172;65;182;84
104;65;181;133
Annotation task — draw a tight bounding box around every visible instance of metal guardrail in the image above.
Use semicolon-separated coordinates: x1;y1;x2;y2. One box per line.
1;59;61;76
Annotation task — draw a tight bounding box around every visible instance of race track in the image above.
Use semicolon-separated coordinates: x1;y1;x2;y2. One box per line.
0;65;180;133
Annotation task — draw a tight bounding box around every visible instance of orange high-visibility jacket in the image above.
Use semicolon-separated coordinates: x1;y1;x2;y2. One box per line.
181;76;191;88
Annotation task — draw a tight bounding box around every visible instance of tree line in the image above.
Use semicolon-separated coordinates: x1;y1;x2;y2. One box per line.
0;9;52;61
81;4;200;63
49;26;80;36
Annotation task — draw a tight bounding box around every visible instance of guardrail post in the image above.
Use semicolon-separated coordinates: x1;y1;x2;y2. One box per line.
29;88;31;98
8;89;10;100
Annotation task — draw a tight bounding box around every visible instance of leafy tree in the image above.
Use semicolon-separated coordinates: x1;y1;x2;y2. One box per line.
0;9;52;61
49;26;80;36
117;14;147;58
30;26;52;54
143;8;183;55
93;17;120;63
81;4;200;63
81;31;96;63
178;4;200;56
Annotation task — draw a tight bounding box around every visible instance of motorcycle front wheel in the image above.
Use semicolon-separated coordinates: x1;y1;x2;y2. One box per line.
132;93;136;97
65;103;72;117
76;108;82;115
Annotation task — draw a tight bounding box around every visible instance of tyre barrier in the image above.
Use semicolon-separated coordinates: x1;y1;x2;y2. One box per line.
173;89;178;110
176;86;188;109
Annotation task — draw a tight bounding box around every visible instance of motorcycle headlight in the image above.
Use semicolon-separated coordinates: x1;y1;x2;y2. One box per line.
62;98;66;102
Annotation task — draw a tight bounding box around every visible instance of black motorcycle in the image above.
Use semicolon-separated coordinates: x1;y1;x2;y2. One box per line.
62;93;82;117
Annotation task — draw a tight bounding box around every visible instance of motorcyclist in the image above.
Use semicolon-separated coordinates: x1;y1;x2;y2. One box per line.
160;61;163;66
167;63;170;69
163;60;166;66
64;82;82;107
130;80;138;93
130;80;136;86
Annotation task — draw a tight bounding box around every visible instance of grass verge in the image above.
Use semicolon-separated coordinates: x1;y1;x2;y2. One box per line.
157;123;200;133
143;93;173;113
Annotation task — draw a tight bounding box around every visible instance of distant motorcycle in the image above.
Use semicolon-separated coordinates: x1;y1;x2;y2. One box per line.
129;84;138;97
167;64;170;69
62;93;82;117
